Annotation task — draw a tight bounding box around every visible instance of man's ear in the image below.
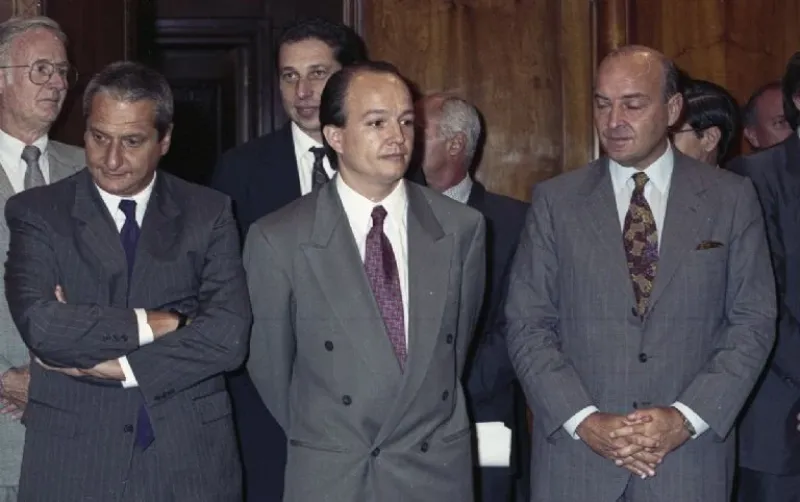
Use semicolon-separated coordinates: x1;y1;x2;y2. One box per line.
323;125;343;155
666;93;684;128
159;124;174;156
701;126;721;154
743;126;760;149
446;132;466;158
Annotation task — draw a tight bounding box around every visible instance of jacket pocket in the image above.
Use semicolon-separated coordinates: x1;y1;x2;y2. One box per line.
442;427;472;444
193;390;233;424
289;438;350;453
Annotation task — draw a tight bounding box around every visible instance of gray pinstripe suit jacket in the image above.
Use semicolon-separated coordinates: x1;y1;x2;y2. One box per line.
4;169;251;502
0;140;84;493
505;153;777;502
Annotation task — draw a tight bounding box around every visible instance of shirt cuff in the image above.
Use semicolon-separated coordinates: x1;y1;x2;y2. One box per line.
134;309;154;346
119;357;139;388
672;401;709;438
563;405;599;439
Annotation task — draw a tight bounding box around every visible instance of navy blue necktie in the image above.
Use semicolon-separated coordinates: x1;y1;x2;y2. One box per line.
119;200;154;449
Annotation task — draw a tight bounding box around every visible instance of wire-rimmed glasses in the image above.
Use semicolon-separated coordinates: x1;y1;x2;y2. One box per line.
0;59;79;88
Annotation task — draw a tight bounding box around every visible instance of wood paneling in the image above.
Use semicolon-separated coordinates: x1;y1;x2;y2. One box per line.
358;0;595;202
632;1;800;117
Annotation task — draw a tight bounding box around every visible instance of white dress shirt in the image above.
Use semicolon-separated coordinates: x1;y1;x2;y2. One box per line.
442;175;473;204
292;122;335;196
94;175;157;388
336;175;409;345
0;129;50;193
563;144;709;440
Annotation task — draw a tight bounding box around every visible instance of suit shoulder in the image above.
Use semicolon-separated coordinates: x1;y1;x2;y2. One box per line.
481;190;528;215
218;129;288;166
49;140;85;161
416;183;483;224
162;172;230;208
249;189;315;235
6;171;77;214
530;161;599;200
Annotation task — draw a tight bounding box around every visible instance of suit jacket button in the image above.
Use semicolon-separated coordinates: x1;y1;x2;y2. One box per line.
123;424;133;433
420;442;429;452
441;390;449;401
446;334;454;344
638;353;648;363
342;395;352;406
324;341;334;351
371;448;380;457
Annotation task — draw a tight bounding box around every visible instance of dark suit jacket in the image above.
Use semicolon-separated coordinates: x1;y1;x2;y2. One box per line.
4;170;251;502
728;134;800;475
462;181;530;496
211;123;428;502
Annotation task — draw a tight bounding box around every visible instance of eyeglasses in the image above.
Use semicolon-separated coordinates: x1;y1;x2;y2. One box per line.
0;59;79;88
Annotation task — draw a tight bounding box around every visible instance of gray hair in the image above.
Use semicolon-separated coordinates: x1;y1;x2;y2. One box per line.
83;61;174;140
437;96;481;166
0;16;67;66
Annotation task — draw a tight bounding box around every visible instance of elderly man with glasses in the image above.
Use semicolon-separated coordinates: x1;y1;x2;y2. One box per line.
0;15;84;501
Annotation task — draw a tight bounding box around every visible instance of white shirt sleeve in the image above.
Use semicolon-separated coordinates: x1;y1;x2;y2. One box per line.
563;405;599;439
672;401;709;438
134;308;154;345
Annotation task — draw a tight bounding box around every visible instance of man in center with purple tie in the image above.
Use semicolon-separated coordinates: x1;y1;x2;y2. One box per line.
243;60;486;501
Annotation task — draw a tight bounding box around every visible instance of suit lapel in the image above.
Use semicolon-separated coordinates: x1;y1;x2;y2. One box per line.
0;165;15;202
71;170;129;289
301;182;404;382
579;159;636;304
129;174;181;296
374;183;453;445
647;155;708;310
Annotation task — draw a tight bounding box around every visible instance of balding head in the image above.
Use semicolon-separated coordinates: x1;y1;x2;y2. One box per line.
594;45;683;170
415;92;482;192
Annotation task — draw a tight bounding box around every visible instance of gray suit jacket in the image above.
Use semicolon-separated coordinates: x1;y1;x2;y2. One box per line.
244;179;486;502
506;153;776;502
4;169;252;502
0;140;84;488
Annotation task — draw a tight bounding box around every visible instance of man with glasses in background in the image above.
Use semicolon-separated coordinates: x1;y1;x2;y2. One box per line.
0;15;84;501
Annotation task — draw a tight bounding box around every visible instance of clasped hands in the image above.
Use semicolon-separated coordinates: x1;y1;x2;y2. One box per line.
575;407;691;479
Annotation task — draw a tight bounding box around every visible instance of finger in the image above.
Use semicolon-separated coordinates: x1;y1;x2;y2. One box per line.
624;433;660;449
609;424;647;439
613;442;644;458
627;458;656;477
0;404;18;414
54;285;65;303
632;450;663;465
621;461;652;479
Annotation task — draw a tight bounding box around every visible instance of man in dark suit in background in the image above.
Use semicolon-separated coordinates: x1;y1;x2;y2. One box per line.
209;17;367;502
416;92;529;502
4;61;251;501
728;51;800;502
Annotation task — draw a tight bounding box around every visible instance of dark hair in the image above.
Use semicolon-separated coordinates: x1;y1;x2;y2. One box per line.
742;81;782;127
318;61;408;165
675;75;740;163
83;61;173;140
277;18;367;69
782;52;800;129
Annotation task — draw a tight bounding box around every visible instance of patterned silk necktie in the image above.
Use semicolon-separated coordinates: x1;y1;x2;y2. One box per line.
622;172;659;316
310;147;329;191
364;205;407;370
119;200;154;450
22;145;45;189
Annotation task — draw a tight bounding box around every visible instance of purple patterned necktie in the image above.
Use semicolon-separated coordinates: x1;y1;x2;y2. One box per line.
119;200;154;449
622;172;659;316
364;205;407;370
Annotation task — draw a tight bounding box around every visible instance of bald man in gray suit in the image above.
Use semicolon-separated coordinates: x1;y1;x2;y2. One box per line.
506;46;776;502
0;16;84;501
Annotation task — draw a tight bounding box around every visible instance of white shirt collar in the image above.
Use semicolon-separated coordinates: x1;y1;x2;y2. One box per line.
442;174;473;204
95;173;157;225
608;142;674;195
291;121;324;155
0;128;49;158
336;175;407;229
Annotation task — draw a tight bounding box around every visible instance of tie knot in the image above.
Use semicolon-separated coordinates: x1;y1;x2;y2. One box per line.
370;205;387;228
21;145;41;164
632;172;649;190
310;147;326;162
119;199;137;220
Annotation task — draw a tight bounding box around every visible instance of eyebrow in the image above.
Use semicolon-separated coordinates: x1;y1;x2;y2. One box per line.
360;108;414;118
594;92;651;100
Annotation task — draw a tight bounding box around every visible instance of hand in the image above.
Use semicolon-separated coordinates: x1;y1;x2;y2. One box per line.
0;365;30;411
0;397;23;420
576;412;659;478
145;311;182;339
35;357;124;381
610;407;691;466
